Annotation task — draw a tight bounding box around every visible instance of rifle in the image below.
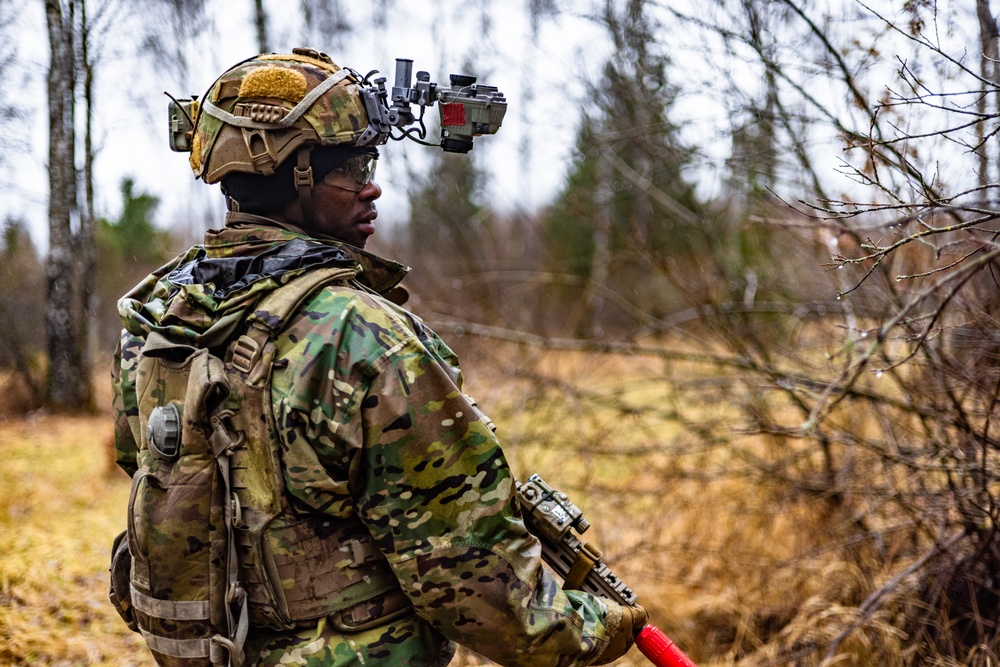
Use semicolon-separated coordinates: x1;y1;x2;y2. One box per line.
516;474;698;667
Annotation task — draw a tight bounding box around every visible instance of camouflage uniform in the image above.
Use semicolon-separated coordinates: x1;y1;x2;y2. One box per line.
112;214;624;666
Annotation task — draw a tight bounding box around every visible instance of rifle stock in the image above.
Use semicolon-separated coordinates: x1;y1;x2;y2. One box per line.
516;474;698;667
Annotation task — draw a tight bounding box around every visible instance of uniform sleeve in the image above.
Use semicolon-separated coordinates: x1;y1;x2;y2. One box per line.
354;334;616;666
111;329;144;477
271;290;618;665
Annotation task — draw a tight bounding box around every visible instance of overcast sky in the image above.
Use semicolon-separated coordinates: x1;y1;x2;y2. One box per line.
5;0;621;249
5;1;958;253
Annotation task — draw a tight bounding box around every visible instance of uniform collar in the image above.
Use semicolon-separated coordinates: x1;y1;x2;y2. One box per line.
217;211;410;295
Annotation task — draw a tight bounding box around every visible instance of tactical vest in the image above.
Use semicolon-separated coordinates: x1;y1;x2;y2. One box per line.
123;267;409;667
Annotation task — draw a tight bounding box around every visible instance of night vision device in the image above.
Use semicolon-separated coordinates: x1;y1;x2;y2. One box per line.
358;58;508;153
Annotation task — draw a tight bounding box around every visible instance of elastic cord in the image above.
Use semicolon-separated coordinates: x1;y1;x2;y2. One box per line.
201;69;351;129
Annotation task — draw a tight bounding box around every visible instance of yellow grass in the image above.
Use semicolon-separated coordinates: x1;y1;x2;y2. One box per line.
0;413;153;666
457;343;939;667
0;345;940;666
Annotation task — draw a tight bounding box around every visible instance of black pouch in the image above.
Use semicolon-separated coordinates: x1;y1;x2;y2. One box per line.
108;529;138;632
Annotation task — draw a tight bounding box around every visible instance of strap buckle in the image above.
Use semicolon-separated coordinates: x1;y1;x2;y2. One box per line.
230;335;259;374
346;537;380;568
293;165;313;190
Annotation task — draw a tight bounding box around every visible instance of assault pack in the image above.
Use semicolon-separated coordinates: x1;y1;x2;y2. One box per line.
109;265;409;667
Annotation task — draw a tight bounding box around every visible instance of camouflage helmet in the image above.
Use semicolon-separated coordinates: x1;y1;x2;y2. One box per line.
189;47;377;184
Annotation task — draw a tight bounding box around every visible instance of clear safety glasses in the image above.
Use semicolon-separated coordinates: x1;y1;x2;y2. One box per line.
323;153;378;192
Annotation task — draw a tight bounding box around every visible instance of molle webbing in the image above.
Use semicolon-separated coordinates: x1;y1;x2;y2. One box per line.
223;266;407;630
130;337;249;667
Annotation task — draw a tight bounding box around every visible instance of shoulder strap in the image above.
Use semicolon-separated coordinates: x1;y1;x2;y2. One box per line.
229;266;356;375
253;266;357;334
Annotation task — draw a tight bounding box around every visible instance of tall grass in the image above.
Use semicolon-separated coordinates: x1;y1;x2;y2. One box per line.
0;413;152;666
453;335;991;666
1;338;985;666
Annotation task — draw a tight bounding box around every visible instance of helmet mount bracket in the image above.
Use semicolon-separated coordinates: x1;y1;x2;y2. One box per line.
243;127;278;176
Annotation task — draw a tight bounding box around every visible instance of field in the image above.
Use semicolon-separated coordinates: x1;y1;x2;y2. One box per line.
0;344;954;666
0;353;711;666
0;413;153;666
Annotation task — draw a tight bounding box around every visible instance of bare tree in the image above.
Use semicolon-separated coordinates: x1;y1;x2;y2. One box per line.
977;0;999;188
430;2;1000;664
628;2;1000;662
141;0;209;87
78;0;118;398
80;0;96;370
44;0;91;410
299;0;348;50
253;0;269;53
0;0;20;158
40;0;121;410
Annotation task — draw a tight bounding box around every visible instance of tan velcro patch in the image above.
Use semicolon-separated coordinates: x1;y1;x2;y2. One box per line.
239;66;308;104
189;132;202;172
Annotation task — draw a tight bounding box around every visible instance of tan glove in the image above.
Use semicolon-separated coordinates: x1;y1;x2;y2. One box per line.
591;602;648;665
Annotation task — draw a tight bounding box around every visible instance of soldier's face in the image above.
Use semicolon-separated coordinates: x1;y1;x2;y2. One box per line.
309;176;382;248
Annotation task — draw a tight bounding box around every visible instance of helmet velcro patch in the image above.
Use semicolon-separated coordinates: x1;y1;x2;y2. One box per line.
239;66;308;104
189;131;202;172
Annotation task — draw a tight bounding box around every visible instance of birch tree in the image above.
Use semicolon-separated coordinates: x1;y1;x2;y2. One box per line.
976;0;999;188
44;0;90;410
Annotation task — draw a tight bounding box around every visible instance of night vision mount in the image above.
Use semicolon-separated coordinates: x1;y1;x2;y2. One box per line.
357;58;507;153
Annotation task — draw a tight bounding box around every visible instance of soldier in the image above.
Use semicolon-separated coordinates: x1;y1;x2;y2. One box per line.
111;49;647;666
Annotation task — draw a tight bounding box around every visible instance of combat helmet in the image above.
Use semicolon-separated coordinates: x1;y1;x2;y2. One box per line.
179;47;382;220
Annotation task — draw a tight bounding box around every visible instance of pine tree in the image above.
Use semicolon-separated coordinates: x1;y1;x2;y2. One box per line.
95;178;170;349
542;0;703;334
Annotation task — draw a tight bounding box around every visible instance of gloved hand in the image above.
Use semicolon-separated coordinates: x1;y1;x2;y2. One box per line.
591;602;648;665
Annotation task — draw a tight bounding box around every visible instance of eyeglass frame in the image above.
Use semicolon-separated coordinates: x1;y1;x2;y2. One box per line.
322;153;378;193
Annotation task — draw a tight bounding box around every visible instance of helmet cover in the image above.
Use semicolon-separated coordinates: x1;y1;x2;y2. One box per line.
190;49;371;184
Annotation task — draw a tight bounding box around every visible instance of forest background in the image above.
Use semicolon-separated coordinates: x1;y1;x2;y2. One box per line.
3;0;1000;665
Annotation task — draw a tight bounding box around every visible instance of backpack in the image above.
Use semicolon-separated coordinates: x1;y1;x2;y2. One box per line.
109;266;360;667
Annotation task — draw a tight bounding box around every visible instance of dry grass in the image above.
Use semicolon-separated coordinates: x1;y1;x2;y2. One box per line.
0;413;153;666
0;344;953;667
455;340;962;667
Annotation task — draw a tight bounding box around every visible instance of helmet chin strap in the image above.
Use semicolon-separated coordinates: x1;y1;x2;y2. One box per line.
293;146;315;226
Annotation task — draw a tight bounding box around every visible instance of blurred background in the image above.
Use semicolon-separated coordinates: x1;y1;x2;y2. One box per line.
3;1;1000;665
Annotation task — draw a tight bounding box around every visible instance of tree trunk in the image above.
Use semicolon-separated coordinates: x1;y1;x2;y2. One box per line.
45;0;90;410
584;139;613;338
80;0;98;391
253;0;269;53
977;0;998;189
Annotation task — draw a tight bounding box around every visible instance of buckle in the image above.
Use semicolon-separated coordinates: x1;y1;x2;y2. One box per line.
347;538;378;568
230;335;259;374
293;165;313;190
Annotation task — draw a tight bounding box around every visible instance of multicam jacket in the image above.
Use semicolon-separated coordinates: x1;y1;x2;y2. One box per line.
112;214;622;667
